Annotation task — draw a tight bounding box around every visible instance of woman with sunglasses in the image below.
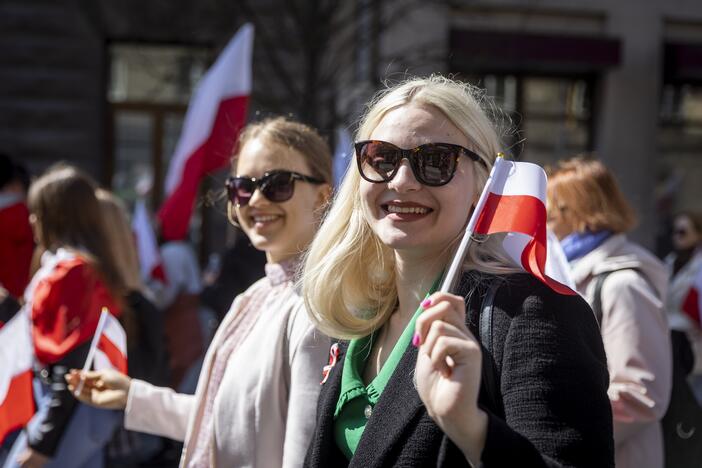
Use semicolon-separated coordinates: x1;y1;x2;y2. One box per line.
67;117;332;467
302;76;613;467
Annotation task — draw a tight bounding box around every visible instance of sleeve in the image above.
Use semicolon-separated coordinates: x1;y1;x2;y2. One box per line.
27;341;90;456
480;289;614;467
600;270;672;445
124;378;196;441
281;307;329;468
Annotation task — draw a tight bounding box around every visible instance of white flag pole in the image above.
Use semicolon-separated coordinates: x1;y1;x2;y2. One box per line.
74;307;109;396
439;154;509;294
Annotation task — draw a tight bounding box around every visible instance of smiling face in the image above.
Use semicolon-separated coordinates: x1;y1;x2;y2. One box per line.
234;136;329;263
360;103;477;259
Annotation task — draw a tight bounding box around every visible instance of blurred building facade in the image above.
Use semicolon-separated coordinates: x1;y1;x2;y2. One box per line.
2;0;701;256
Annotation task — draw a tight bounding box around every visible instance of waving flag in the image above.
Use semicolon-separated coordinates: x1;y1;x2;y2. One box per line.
132;199;167;283
0;312;34;444
473;157;576;295
158;24;254;241
85;308;128;374
682;268;702;327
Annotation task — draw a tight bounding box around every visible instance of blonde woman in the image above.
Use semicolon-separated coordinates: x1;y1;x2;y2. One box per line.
302;76;614;467
67;117;331;467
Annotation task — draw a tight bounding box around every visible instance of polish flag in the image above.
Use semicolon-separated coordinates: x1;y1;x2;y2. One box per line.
682;268;702;327
0;312;35;444
472;157;577;295
85;309;128;374
132;199;167;284
157;24;254;241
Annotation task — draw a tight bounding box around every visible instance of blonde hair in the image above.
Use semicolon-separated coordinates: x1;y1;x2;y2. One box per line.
546;156;636;234
303;75;519;339
95;189;144;292
227;116;332;225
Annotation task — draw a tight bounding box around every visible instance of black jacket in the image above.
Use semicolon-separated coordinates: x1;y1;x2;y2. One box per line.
304;273;614;468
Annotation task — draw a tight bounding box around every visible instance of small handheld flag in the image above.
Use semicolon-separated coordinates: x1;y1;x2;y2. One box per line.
441;155;576;295
75;308;127;396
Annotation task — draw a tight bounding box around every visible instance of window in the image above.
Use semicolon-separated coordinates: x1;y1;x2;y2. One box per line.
467;74;594;166
657;83;702;213
108;43;211;209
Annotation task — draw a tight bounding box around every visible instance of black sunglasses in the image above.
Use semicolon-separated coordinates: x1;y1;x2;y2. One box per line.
355;140;484;187
225;170;325;207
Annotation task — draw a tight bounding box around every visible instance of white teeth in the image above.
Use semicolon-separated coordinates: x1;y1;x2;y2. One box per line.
253;215;279;223
386;205;429;214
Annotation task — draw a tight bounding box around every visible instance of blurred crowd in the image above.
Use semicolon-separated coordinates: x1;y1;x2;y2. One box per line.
0;76;701;468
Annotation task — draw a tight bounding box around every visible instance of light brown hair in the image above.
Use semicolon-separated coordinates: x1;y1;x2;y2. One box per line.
546;156;637;234
95;189;143;292
232;116;332;182
227;117;332;224
27;164;127;298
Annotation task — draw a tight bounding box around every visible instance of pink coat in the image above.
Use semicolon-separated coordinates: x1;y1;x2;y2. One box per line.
570;234;672;468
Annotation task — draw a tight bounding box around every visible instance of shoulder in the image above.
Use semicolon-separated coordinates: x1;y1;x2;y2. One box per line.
466;271;592;320
35;256;99;294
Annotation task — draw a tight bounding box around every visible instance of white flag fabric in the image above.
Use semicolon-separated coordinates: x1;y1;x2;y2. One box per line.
132;199;167;283
83;309;128;375
0;312;34;443
471;157;577;295
158;23;254;241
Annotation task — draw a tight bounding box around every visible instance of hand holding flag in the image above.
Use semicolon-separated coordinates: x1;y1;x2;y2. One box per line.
74;307;127;396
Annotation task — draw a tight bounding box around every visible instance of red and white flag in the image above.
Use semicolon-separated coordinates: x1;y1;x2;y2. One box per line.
132;199;167;284
682;268;702;327
471;157;577;295
84;308;128;374
0;312;35;444
157;23;254;241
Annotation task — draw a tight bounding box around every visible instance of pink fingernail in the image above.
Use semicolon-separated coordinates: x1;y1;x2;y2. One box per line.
412;332;421;347
421;298;432;309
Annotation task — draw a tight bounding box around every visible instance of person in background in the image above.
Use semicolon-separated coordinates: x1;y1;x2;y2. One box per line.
547;156;672;468
155;235;205;391
94;189;172;467
95;189;169;388
0;153;34;305
3;165;128;468
68;117;332;467
664;211;702;397
303;76;613;467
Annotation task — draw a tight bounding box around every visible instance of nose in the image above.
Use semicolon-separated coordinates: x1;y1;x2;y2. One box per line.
388;159;421;193
247;185;268;207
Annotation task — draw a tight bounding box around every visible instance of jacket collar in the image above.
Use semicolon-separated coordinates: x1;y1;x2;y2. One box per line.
314;338;426;467
570;233;630;283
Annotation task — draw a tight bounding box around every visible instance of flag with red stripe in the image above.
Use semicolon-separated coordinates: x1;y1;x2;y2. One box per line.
94;312;128;373
157;23;254;241
472;157;577;295
82;308;127;375
0;312;35;444
682;268;702;328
